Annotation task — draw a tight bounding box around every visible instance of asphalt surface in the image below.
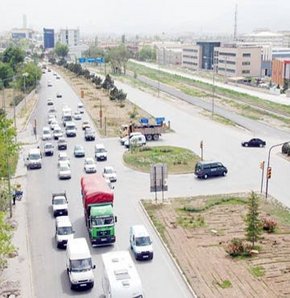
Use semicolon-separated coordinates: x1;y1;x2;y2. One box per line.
26;72;194;298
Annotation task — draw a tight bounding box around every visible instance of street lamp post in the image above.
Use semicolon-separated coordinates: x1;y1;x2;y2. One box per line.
265;142;286;198
22;72;29;110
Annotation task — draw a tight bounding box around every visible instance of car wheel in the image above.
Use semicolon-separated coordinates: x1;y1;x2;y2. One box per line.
222;171;227;176
245;143;248;147
259;144;263;147
203;174;208;179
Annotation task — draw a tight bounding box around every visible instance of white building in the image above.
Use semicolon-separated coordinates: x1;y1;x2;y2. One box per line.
240;30;284;47
56;29;80;47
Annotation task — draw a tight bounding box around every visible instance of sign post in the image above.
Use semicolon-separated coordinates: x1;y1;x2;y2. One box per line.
150;163;168;203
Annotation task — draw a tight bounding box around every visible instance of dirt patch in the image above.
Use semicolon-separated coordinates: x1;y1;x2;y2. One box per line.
143;194;290;298
53;66;155;137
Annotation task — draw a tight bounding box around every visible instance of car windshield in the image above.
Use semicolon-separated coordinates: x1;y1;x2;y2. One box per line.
91;216;114;226
57;226;73;235
86;159;94;165
105;168;113;174
54;198;66;205
136;236;151;246
45;144;53;149
60;166;69;171
29;154;40;160
70;258;92;272
96;148;106;153
75;146;83;150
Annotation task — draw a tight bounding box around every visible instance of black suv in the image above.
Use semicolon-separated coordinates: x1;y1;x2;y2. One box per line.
84;128;95;141
195;161;228;179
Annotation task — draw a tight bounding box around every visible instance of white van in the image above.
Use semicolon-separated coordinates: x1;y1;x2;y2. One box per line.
95;144;107;161
124;134;146;149
102;251;144;298
66;238;95;290
65;121;77;137
27;148;42;169
130;225;153;260
55;216;74;248
42;126;52;141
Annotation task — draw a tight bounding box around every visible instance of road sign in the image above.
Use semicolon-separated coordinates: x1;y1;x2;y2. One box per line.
78;57;105;64
150;163;168;192
155;117;165;125
79;57;86;63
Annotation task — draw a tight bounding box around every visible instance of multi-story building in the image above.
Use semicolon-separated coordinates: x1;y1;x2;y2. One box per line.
272;58;290;87
156;43;182;65
56;29;80;47
182;41;221;71
43;28;55;49
240;30;284;47
215;44;262;77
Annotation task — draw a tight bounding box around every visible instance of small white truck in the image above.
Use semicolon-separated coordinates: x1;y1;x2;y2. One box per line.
52;192;68;217
101;251;143;298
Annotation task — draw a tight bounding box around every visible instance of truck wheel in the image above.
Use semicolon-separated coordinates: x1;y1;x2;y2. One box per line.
146;134;152;141
153;134;159;141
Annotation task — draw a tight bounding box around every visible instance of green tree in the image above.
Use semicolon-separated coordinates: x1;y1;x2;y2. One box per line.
0;114;18;178
0;62;14;88
15;62;42;92
0;211;15;269
83;46;105;58
138;46;156;61
2;46;25;71
107;45;130;74
54;42;69;59
245;191;262;248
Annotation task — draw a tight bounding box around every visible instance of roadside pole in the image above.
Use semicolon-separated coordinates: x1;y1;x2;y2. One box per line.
260;161;265;193
200;140;203;161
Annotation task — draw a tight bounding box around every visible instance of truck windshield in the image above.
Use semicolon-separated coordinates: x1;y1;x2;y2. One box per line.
91;216;114;226
29;154;40;160
136;236;151;246
54;198;66;205
70;258;92;272
57;226;73;235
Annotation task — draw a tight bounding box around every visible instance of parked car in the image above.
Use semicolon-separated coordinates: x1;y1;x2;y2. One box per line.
195;161;228;179
42;127;52;141
241;138;266;147
84;158;97;173
74;145;85;157
57;137;67;150
44;143;54;156
84;128;95;141
103;166;117;182
74;111;82;120
53;126;63;140
82;120;90;130
282;142;290;154
58;163;71;179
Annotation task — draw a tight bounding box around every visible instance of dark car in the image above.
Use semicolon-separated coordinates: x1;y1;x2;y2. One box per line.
241;138;266;148
282;142;290;155
84;128;95;141
44;143;54;156
195;161;228;179
57;137;67;150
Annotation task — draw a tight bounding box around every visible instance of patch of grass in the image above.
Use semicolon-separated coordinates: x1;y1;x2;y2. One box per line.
217;279;232;289
249;266;265;278
176;212;205;228
123;146;199;174
183;196;247;213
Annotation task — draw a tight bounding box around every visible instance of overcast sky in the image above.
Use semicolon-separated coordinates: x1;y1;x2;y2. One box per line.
1;0;289;36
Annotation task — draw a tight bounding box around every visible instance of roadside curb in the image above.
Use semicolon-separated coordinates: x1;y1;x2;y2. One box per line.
22;91;39;132
139;200;197;298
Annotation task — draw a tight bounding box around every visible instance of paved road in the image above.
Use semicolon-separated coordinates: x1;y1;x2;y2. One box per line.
26;72;194;297
132;60;290;106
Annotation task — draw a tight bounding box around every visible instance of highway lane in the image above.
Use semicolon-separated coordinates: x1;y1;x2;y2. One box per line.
26;71;194;297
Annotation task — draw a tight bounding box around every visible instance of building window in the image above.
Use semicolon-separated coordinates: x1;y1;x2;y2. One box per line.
243;53;251;57
219;52;236;57
242;61;251;65
242;70;250;74
227;61;236;65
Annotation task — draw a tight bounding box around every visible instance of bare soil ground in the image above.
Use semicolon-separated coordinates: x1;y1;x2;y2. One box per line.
53;66;155;137
143;194;290;298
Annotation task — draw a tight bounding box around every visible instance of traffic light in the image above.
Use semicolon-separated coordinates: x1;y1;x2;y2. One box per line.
267;167;272;179
259;161;265;169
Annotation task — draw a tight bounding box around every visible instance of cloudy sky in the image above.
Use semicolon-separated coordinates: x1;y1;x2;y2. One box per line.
1;0;289;35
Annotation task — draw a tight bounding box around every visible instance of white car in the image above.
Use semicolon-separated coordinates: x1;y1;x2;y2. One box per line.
120;132;142;145
53;125;63;140
77;102;84;114
103;166;117;182
84;158;97;173
58;163;71;179
48;114;56;124
42;127;52;140
56;92;62;98
74;111;82;120
58;152;70;167
50;119;58;130
47;98;54;106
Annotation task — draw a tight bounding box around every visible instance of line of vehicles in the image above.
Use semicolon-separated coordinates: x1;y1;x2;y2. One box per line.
34;69;155;296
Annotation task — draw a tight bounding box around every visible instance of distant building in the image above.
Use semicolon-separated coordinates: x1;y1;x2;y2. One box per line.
240;30;284;47
155;42;183;65
196;41;221;70
272;58;290;87
11;28;34;40
214;44;262;78
56;29;80;47
43;28;55;49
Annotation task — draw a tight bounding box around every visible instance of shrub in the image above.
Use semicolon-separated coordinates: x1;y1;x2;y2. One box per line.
226;238;251;257
262;217;277;233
